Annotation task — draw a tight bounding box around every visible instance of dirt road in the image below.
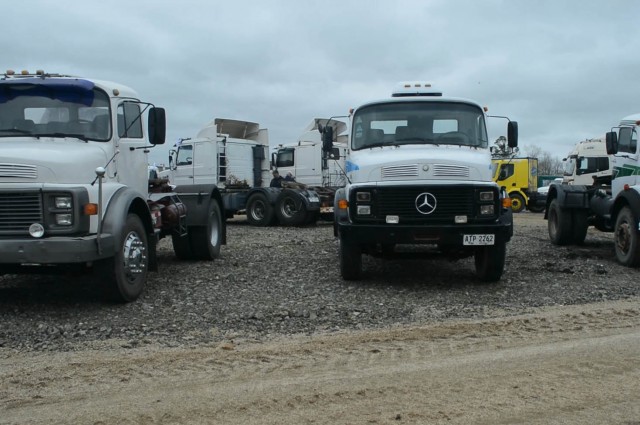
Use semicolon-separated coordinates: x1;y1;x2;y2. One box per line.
2;298;640;424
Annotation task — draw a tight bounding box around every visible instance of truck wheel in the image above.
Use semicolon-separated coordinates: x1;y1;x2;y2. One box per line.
509;192;526;213
246;193;275;226
474;240;506;282
340;237;362;280
275;189;307;226
572;210;589;245
614;207;640;266
99;214;148;302
189;200;223;260
548;199;573;245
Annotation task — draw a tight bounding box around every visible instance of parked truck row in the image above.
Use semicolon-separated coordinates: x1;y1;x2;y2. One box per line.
161;117;347;227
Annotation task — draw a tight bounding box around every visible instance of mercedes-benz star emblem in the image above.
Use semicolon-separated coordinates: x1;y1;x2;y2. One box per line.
415;192;437;215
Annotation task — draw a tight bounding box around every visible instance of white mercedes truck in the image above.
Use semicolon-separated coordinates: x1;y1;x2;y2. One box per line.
331;82;518;281
0;70;225;302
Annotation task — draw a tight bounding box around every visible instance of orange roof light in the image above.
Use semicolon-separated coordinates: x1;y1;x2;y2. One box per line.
338;199;349;210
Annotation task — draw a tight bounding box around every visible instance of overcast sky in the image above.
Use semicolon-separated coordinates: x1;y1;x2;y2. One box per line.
5;0;640;164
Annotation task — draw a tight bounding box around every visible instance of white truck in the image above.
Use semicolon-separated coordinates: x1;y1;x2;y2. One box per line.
272;118;348;220
0;70;225;302
331;82;518;281
546;113;640;266
562;137;612;186
165;118;327;226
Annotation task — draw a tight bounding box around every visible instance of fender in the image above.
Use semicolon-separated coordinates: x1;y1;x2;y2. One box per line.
101;187;153;253
613;187;640;224
548;184;591;209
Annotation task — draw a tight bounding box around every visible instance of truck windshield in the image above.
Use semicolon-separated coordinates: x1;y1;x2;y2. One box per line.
351;101;488;150
0;81;111;142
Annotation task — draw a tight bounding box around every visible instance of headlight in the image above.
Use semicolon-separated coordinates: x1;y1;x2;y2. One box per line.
55;214;73;226
55;196;72;209
356;192;371;202
357;205;371;215
479;191;494;201
480;205;495;215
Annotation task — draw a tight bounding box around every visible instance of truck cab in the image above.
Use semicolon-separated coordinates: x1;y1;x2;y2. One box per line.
333;82;517;281
562;137;611;186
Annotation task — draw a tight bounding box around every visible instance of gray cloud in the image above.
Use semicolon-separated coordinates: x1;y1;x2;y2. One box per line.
4;0;640;163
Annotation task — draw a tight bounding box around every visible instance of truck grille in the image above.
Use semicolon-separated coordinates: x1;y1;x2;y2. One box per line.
0;192;44;233
351;185;496;224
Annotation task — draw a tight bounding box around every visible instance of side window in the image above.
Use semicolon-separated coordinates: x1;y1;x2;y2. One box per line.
276;149;294;167
618;127;637;154
498;164;514;181
433;119;458;134
117;102;143;139
176;144;193;166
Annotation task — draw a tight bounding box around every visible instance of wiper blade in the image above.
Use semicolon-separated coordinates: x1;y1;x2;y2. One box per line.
0;128;34;135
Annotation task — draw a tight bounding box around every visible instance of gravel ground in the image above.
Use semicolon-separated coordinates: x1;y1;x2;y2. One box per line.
0;213;638;353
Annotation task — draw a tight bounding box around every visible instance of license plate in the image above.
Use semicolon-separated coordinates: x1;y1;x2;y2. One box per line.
308;196;319;203
463;234;495;246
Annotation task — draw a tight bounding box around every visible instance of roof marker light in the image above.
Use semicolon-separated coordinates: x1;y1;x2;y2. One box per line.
21;70;29;75
6;69;15;75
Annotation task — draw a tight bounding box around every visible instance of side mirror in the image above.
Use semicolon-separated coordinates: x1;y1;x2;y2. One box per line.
148;107;166;145
507;121;518;148
322;126;334;152
606;131;618;155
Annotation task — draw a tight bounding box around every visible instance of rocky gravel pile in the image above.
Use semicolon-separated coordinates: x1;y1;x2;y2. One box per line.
1;213;638;353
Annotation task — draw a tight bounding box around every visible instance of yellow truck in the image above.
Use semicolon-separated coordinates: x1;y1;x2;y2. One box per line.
491;157;539;213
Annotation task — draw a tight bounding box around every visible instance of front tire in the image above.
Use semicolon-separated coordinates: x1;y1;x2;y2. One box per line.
474;240;506;282
509;192;526;213
614;206;640;266
339;237;362;280
98;214;149;302
548;199;573;245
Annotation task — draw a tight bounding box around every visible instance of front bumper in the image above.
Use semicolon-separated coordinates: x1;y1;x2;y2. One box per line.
337;221;512;245
0;233;115;265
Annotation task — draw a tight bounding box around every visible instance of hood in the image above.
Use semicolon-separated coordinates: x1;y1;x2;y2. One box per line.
0;138;109;184
346;145;493;184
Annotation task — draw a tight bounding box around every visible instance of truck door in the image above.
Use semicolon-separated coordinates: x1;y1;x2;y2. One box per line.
294;144;320;185
193;141;216;185
613;126;639;194
173;142;195;186
115;102;149;196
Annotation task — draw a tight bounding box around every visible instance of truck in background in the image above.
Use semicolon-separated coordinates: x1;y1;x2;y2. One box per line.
546;113;640;266
332;81;517;282
272;118;348;220
0;70;225;302
164;118;340;226
491;157;539;213
562;137;612;186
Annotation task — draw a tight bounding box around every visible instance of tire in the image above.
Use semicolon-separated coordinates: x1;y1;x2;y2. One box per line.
275;189;308;226
614;206;640;267
548;199;573;245
339;237;362;280
189;200;223;260
246;193;275;226
474;240;506;282
98;214;148;302
572;210;589;245
528;205;545;213
509;192;526;213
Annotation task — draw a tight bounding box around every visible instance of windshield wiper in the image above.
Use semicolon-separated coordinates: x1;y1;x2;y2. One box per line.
0;128;34;135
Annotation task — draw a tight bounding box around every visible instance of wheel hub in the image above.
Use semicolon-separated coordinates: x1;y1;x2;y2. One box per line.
123;231;146;280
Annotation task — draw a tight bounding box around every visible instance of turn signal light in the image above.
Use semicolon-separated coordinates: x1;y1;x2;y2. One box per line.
502;197;512;209
84;203;98;215
338;199;349;210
